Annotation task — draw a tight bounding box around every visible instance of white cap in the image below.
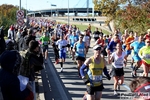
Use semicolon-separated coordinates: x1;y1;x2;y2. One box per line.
93;45;101;50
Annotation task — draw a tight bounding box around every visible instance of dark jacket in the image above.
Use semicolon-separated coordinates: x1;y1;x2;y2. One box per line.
0;50;31;100
20;50;43;81
0;28;6;54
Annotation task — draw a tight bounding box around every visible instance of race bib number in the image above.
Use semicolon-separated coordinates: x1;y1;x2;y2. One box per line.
92;75;102;81
94;34;99;37
74;38;77;42
43;41;48;45
78;49;84;53
115;59;123;66
145;54;150;59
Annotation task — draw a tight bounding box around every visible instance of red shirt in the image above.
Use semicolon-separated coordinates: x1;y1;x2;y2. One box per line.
97;38;104;47
145;34;150;39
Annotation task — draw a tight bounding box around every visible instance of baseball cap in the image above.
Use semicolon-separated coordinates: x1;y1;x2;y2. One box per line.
93;45;101;50
147;29;150;32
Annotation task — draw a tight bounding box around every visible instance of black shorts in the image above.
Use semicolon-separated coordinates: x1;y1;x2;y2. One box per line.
111;66;124;77
86;84;104;95
76;56;85;61
42;45;48;52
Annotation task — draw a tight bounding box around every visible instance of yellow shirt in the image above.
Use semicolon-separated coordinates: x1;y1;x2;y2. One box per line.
86;56;104;86
139;46;150;64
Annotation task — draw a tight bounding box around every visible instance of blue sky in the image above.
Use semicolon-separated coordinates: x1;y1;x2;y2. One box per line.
0;0;94;10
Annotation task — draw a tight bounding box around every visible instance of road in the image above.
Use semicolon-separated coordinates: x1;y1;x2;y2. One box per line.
38;39;146;100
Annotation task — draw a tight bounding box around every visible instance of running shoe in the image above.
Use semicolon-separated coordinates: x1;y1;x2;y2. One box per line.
131;72;135;77
131;72;137;77
117;84;120;90
114;90;118;95
60;68;63;72
130;65;133;69
139;73;143;77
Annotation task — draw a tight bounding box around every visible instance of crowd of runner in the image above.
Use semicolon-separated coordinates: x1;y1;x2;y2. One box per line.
0;17;150;100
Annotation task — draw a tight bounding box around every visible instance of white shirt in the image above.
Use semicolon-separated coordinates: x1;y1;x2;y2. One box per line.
83;36;90;46
65;33;72;42
111;51;126;68
7;29;16;40
56;39;68;53
16;32;21;39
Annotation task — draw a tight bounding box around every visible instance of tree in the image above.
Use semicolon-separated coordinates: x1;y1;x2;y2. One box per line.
93;0;150;34
0;4;19;35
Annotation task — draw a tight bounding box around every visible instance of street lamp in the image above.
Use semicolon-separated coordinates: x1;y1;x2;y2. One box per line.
19;0;21;10
92;1;95;17
68;0;69;25
50;4;57;17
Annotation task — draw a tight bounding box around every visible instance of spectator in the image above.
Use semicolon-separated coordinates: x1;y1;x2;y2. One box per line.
0;26;6;54
7;25;16;41
20;40;43;100
0;50;34;100
129;77;150;100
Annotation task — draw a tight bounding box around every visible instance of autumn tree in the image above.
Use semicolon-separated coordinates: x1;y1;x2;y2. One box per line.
93;0;150;34
0;4;19;35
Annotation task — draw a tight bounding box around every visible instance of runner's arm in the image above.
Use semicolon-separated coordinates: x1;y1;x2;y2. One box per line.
94;39;99;45
80;58;91;78
84;42;87;58
109;52;114;64
138;48;143;58
73;42;77;52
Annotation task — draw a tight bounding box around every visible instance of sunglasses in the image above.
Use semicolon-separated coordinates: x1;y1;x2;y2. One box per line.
146;41;150;43
80;37;83;39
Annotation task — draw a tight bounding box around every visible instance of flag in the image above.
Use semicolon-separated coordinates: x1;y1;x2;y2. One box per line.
51;4;56;6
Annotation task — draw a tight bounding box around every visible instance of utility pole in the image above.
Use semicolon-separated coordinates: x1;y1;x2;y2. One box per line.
26;0;27;18
87;0;89;17
19;0;21;10
68;0;70;25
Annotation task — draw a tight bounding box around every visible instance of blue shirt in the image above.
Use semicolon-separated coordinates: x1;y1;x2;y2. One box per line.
130;41;145;56
70;35;79;47
107;41;117;52
76;42;85;57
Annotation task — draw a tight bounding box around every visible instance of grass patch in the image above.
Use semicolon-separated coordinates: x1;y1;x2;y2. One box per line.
58;21;110;35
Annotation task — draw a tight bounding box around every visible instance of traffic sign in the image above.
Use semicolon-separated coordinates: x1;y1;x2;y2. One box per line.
16;10;24;19
17;18;24;26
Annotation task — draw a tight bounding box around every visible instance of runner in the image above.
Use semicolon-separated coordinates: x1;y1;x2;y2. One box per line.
109;42;127;95
40;31;50;63
94;35;107;58
83;30;91;55
80;45;111;100
138;38;150;77
56;33;69;72
130;34;145;77
93;27;100;41
73;34;87;77
125;31;134;59
65;30;72;58
69;30;79;60
51;30;60;64
121;29;129;50
144;29;150;40
106;34;120;63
